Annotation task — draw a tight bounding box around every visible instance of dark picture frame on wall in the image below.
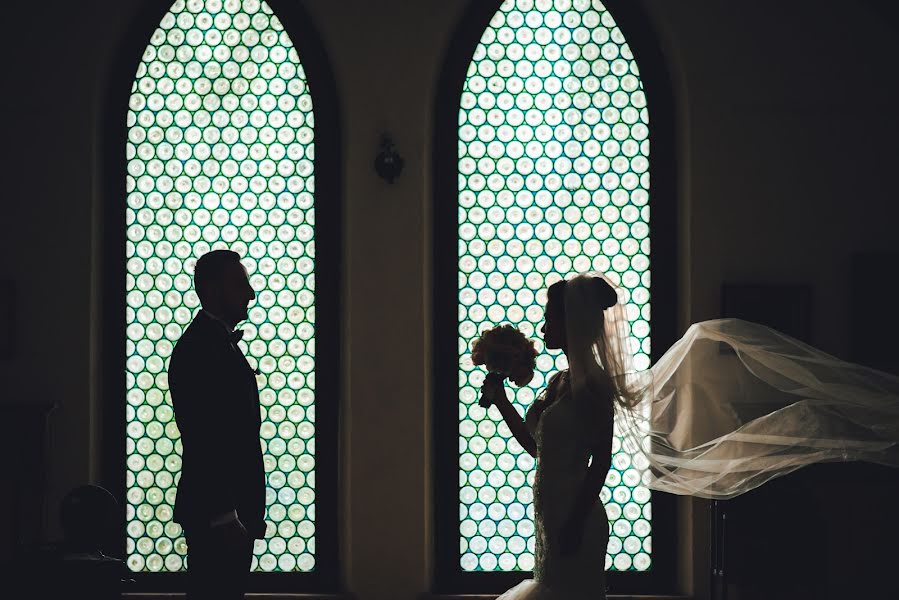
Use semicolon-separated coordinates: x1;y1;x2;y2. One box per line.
715;282;813;597
851;252;899;375
720;283;813;344
0;280;13;360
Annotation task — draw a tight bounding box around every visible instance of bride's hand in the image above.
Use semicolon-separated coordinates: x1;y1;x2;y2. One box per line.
479;372;506;407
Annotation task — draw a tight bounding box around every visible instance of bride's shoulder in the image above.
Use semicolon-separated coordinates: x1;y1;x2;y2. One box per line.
546;369;568;389
538;370;568;400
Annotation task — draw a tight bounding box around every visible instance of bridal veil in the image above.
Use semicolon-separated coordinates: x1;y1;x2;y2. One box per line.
563;273;899;499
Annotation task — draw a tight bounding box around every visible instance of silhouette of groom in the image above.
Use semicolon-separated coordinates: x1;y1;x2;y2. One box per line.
168;249;266;600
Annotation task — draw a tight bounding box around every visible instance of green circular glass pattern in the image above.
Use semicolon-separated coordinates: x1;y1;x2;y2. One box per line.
125;0;316;573
458;0;652;572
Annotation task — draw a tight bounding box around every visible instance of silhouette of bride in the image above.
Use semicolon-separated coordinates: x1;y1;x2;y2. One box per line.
479;272;899;600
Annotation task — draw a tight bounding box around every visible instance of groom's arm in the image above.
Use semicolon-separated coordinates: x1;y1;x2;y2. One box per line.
170;344;240;519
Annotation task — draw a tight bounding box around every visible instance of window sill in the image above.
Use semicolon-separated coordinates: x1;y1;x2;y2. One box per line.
124;595;354;600
420;595;690;600
125;593;687;600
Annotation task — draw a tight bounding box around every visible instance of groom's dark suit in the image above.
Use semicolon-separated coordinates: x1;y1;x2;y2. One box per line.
168;310;265;598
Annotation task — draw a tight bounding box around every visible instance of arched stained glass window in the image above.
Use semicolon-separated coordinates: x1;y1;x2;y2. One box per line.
125;0;317;574
456;0;652;573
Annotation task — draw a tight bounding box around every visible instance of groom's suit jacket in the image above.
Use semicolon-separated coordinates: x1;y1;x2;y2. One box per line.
168;310;266;538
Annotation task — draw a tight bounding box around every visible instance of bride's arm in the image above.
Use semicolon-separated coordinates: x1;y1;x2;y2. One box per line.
480;374;537;458
567;442;612;524
559;415;614;555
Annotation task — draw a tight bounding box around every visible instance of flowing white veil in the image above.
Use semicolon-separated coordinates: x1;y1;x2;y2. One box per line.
564;273;899;500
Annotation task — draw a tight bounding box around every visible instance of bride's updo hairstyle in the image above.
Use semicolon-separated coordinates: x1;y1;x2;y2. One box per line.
594;278;619;310
547;277;618;337
559;274;641;414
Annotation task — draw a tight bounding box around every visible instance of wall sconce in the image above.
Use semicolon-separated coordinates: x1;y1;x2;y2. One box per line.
374;134;404;184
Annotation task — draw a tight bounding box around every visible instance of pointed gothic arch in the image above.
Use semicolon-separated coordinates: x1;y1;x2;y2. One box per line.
433;0;677;594
101;0;341;591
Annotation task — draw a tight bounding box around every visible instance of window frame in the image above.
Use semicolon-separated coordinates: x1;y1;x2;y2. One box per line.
101;0;342;592
431;0;678;594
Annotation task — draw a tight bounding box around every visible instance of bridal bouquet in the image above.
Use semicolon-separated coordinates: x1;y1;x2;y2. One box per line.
471;324;538;407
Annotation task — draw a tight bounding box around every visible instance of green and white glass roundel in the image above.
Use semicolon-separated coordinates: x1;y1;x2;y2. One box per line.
457;0;651;572
125;0;316;573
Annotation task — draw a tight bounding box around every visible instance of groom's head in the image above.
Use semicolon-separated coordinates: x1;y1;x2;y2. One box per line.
194;249;255;326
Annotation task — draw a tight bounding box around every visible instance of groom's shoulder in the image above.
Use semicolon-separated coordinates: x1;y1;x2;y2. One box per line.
172;313;221;358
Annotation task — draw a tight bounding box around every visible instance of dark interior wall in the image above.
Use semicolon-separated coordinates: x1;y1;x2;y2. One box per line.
0;0;145;559
1;1;898;599
645;3;899;597
649;0;899;354
718;462;899;600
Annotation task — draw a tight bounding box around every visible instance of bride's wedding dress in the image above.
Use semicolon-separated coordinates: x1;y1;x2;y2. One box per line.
497;371;610;600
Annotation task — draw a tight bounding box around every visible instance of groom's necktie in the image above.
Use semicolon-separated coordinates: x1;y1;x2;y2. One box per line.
227;328;260;375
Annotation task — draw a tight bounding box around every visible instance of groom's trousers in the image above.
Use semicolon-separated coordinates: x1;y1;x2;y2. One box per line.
185;526;254;600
